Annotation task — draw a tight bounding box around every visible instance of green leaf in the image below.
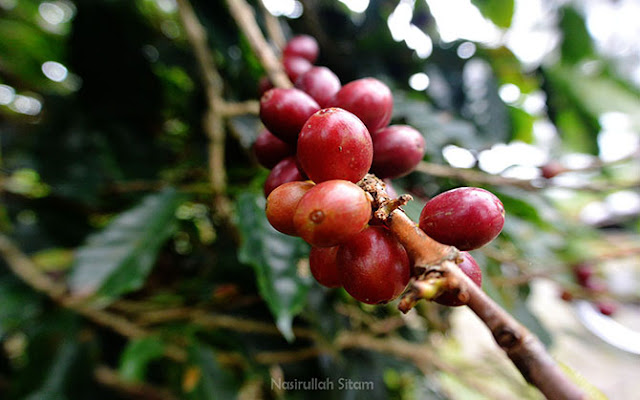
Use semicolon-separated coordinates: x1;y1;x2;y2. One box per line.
68;189;185;303
236;192;312;341
0;277;42;340
24;339;79;400
119;336;166;382
184;343;240;399
471;0;515;28
547;65;640;130
559;7;594;64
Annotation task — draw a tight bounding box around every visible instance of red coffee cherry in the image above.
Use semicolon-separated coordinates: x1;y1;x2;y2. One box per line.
330;78;393;133
297;108;373;183
573;263;594;286
260;88;320;144
253;129;295;169
309;246;341;288
337;226;410;304
295;66;341;108
263;157;305;197
596;301;617;316
293;180;371;247
540;161;566;179
434;252;482;306
266;181;314;236
283;34;319;63
419;187;505;251
258;76;273;97
283;56;313;83
371;125;425;178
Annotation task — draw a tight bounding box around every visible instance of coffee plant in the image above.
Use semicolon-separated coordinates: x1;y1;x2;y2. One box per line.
1;0;638;399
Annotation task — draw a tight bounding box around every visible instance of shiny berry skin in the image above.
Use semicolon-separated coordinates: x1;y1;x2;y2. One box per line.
371;125;425;178
309;246;341;288
434;252;482;306
283;56;313;83
266;181;314;236
295;66;341;108
253;129;295;169
330;78;393;133
293;180;371;247
297;108;373;183
260;88;320;144
419;187;505;251
337;226;410;304
283;34;319;63
263;157;305;197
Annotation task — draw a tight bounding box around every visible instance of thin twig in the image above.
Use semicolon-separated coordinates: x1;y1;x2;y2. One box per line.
94;366;180;400
221;100;260;116
258;0;287;50
417;161;640;192
225;0;291;88
176;0;232;221
356;176;587;400
0;233;187;362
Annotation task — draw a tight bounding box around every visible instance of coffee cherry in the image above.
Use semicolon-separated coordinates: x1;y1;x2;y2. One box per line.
434;252;482;306
297;108;373;183
260;88;321;144
309;246;341;288
253;129;295;169
596;301;617;316
573;263;594;286
293;180;371;247
263;157;305;197
258;76;273;96
419;187;505;251
540;161;566;179
337;226;410;304
283;34;319;63
330;78;393;133
295;66;341;108
283;56;313;83
266;181;314;236
371;125;425;178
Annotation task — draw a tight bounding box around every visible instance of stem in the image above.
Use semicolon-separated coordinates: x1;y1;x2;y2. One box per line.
176;0;232;222
354;175;586;399
225;0;291;89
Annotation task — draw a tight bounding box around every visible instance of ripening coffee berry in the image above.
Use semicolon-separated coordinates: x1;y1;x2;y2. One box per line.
260;88;320;144
295;66;341;108
253;129;295;169
297;108;373;183
434;252;482;306
596;301;617;316
266;181;314;236
338;226;410;304
330;78;393;133
540;161;565;179
283;34;319;63
293;180;371;247
309;246;341;288
419;187;505;251
283;56;313;83
258;76;273;96
263;157;305;197
371;125;425;178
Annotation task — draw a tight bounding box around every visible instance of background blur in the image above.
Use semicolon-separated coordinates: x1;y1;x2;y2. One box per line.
0;0;639;399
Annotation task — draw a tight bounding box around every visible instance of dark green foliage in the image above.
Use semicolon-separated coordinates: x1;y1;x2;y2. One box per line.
0;0;637;399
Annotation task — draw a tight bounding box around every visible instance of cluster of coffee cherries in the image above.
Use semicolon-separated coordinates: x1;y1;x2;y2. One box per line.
561;263;618;316
255;35;505;306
